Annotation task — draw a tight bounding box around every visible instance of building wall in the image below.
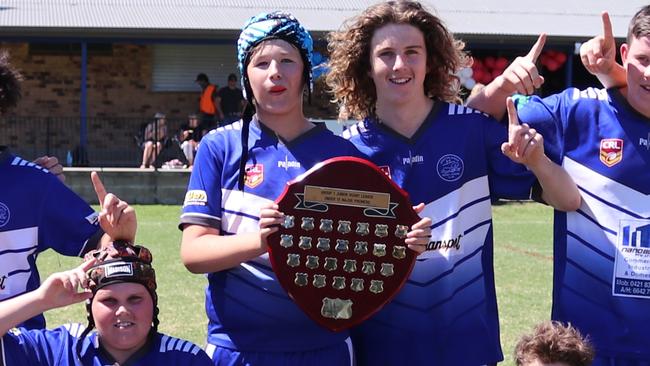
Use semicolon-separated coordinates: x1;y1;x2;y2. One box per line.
2;42;198;118
0;41;337;165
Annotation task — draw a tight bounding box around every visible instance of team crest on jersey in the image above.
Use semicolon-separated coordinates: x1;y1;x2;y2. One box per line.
436;154;464;182
0;202;10;227
600;138;623;167
245;164;264;188
378;165;391;179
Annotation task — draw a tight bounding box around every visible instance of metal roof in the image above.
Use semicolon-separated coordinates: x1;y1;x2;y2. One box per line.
0;0;647;41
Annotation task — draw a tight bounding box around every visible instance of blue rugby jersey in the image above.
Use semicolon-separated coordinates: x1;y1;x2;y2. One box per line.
179;118;361;352
343;102;536;366
0;148;99;329
515;88;650;361
0;323;212;365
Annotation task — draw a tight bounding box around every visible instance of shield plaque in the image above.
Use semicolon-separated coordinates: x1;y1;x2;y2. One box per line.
267;157;420;331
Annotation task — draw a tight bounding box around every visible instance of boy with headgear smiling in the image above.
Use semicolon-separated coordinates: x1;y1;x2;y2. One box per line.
0;241;212;365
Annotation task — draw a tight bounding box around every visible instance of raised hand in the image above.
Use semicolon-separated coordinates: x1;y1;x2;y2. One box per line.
494;33;546;95
580;12;617;75
37;258;96;309
501;97;544;166
92;171;137;242
33;155;65;182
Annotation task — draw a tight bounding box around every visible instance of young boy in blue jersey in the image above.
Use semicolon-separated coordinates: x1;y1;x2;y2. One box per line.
514;321;594;366
471;5;650;364
179;10;434;366
0;51;137;331
326;1;581;365
0;240;212;365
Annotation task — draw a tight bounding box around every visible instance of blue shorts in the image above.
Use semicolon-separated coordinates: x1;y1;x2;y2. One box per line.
205;339;353;366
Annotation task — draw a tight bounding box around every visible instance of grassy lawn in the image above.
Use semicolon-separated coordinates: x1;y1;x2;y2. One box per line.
37;202;554;365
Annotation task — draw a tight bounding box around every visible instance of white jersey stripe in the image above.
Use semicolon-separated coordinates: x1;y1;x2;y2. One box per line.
159;335;169;353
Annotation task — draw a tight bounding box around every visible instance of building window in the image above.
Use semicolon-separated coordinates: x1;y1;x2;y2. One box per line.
152;44;239;92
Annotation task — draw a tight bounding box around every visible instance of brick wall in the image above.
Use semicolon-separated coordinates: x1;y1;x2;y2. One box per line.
0;41;338;165
2;42;197;118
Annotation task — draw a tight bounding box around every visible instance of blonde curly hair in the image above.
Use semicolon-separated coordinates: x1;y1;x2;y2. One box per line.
326;1;469;120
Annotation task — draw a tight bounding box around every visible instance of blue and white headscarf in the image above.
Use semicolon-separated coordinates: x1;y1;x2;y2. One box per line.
236;11;314;191
237;11;314;103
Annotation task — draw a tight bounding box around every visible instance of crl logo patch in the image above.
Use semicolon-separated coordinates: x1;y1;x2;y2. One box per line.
600;138;623;167
245;164;264;188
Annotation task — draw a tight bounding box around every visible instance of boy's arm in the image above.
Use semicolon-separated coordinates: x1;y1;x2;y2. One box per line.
580;11;627;89
467;34;546;120
0;260;94;336
501;98;581;211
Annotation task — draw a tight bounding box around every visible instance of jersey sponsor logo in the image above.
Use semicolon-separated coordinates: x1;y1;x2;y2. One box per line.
599;138;623;167
245;164;264;188
105;262;134;278
277;157;301;170
426;234;462;251
436;154;464;182
613;220;650;298
0;202;9;227
640;133;650;150
184;190;208;206
0;275;6;290
402;154;424;166
378;165;391;179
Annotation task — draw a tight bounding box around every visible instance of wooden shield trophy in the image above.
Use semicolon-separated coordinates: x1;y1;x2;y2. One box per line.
267;157;420;331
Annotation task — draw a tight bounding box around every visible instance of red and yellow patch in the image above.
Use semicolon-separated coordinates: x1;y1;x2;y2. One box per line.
600;138;623;167
245;164;264;188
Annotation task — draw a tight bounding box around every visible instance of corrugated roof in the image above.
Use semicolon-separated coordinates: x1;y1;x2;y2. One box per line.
0;0;646;40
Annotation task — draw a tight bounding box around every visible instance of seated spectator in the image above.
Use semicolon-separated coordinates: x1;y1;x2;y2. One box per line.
179;114;202;167
0;240;212;365
140;112;167;168
514;321;595;366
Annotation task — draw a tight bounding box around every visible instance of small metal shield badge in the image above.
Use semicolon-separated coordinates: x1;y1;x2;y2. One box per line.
267;157;419;331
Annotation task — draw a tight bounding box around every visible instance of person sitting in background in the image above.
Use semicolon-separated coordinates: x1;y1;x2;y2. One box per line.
0;240;212;365
140;112;167;169
179;113;202;167
514;321;594;366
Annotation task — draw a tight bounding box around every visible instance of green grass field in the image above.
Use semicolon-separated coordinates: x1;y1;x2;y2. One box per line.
37;202;554;365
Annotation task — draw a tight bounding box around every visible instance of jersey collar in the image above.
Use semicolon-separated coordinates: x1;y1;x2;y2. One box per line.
366;101;441;145
254;115;328;147
609;87;650;122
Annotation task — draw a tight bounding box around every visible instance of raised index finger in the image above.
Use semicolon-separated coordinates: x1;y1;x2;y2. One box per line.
507;97;520;127
602;11;613;42
91;171;107;208
526;33;547;62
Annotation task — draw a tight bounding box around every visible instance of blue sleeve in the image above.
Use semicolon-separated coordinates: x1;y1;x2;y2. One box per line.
512;90;573;164
482;115;537;200
38;174;99;256
180;135;225;229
